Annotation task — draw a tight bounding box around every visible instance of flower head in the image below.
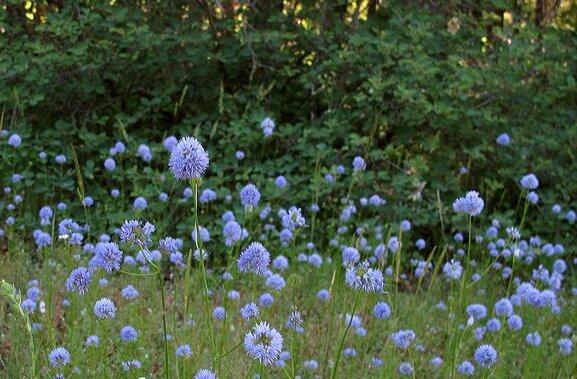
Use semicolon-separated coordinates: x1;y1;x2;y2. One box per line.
94;298;116;319
49;347;70;367
119;220;155;246
244;321;284;365
453;191;484;216
169;136;209;180
93;242;123;272
520;174;539;190
238;242;270;275
65;267;92;295
345;261;384;292
240;184;261;209
474;344;497;367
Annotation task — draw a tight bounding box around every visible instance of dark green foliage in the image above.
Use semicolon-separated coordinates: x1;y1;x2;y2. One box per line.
1;1;576;246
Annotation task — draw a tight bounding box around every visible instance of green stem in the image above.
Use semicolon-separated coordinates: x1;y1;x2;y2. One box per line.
331;291;361;379
157;270;170;379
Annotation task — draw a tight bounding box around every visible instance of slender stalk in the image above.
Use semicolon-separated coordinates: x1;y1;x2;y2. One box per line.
191;183;217;367
331;291;361;379
157;270;170;379
394;230;403;320
458;216;472;311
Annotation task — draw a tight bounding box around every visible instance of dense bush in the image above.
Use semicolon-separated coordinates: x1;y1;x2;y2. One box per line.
1;0;577;246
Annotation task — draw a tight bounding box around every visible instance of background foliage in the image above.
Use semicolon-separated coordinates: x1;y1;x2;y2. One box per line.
1;0;577;246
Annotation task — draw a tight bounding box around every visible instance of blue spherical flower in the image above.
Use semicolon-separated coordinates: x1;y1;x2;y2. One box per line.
39;206;53;225
272;255;289;271
526;332;541;346
159;192;168;202
223;220;243;246
520;173;539;190
342;246;360;266
259;293;274;307
240;303;259;321
66;267;92;295
553;259;567;274
8;134;22;147
244;321;283;365
431;357;444;366
138;144;152;162
94;298;116;319
55;154;67;164
466;303;488;321
85;335;100;346
120;325;138;342
200;188;217;203
558;338;573;355
352;156;366;172
458;361;475;376
281;206;306;231
507;315;523;331
194;369;218;379
345;261;384;292
238;242;270;275
275;175;287;188
163;136;178;152
453;191;484;216
176;344;192;358
93;242;123;272
122;359;142;371
119;220;156;246
303;360;318;369
169;136;209;180
110;189;120;197
415;239;426;250
133;197;148;210
308;253;322;268
566;210;576;223
494;298;513;317
486;318;501;333
443;260;463;280
398;362;413;376
121;285;139;300
104;158;116;171
286;310;303;331
265;274;286;291
400;220;411;232
21;299;36;314
235;150;245;160
158;237;179;256
474;344;497;367
496;133;510;145
26;286;41;301
240;184;261;209
83;196;94;207
391;330;416;349
49;347;71;367
388;237;400;253
213;306;226;320
317;289;330;301
527;191;539;204
373;302;391;319
260;117;275;137
115;141;126;153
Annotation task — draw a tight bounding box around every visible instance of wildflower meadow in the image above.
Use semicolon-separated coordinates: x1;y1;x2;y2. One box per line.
1;1;577;379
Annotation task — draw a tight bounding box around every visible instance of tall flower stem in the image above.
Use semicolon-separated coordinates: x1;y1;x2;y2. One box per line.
394;230;403;320
191;182;217;367
458;215;472;311
508;198;529;296
157;269;170;379
331;291;360;379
